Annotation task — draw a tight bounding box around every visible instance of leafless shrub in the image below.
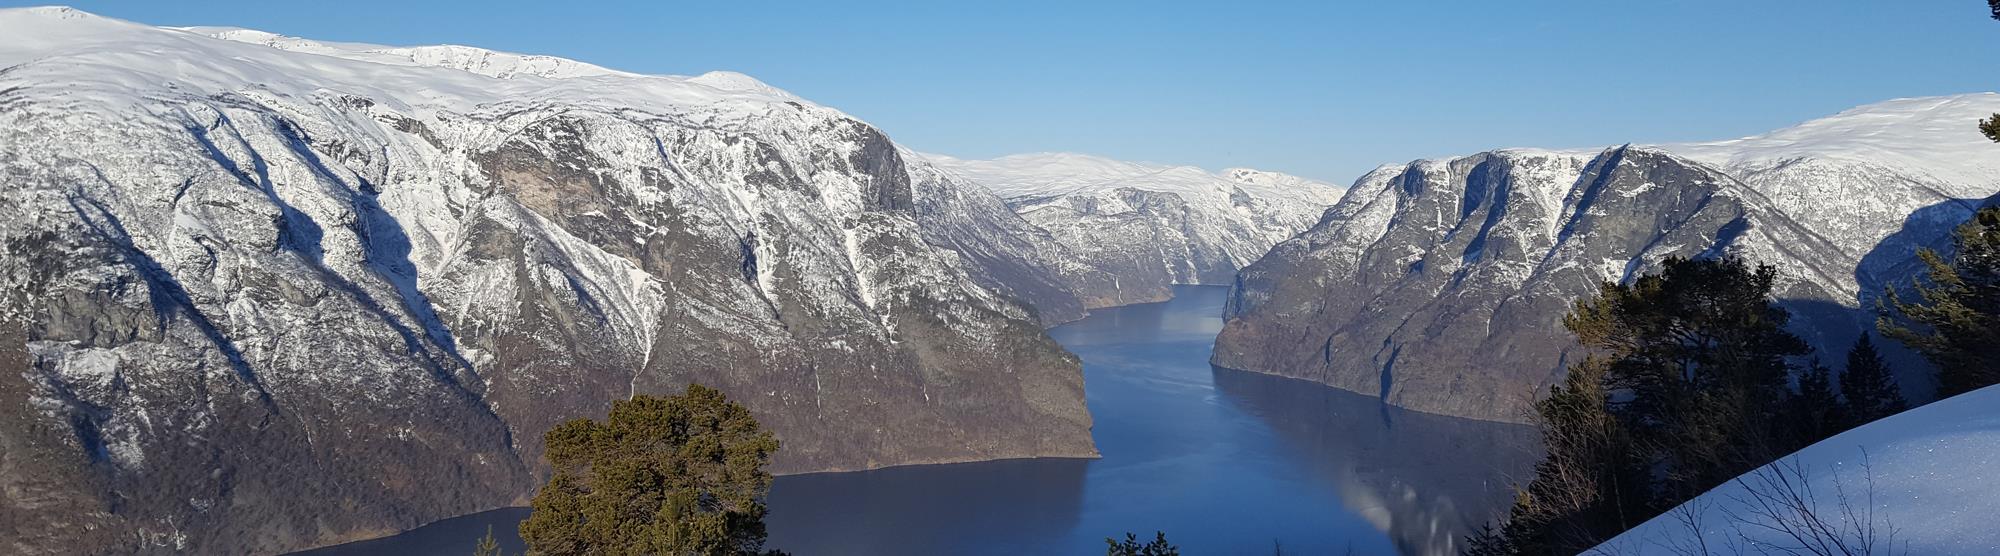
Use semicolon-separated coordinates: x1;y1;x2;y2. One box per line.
1659;497;1716;556
1719;450;1901;556
1585;450;1902;556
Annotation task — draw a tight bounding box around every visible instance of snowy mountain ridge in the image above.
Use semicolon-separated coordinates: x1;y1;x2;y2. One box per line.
1666;93;2000;188
181;24;804;101
0;7;1100;554
1664;93;2000;298
924;151;1340;201
181;26;638;80
925;151;1346;306
0;6;804;124
1215;92;2000;424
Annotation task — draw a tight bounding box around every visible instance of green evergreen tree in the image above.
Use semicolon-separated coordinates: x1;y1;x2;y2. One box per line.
1462;524;1512;556
1473;358;1650;554
1105;531;1179;556
1988;3;1999;142
1984;4;1998;141
1468;256;1812;554
1839;334;1907;425
519;384;784;556
1567;256;1807;500
1880;207;2000;396
473;525;504;556
1787;359;1848;441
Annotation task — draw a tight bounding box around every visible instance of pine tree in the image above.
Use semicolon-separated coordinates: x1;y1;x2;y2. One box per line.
1787;360;1848;442
1462;524;1513;556
473;525;503;556
1569;256;1808;500
1481;357;1648;555
1880;207;2000;396
1840;334;1907;424
1471;256;1813;554
1105;531;1179;556
1984;2;2000;141
519;384;785;556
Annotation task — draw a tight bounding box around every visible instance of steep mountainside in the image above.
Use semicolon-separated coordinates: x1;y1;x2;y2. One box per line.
927;152;1345;307
1214;94;2000;423
1666;94;2000;335
0;8;1094;555
902;155;1115;323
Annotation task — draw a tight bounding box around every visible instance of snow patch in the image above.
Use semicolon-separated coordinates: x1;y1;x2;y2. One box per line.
1598;385;2000;555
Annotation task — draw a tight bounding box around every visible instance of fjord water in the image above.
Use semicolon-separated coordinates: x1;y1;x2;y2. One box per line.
300;286;1536;555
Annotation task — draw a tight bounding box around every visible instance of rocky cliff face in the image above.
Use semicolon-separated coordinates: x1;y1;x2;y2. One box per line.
1214;94;2000;423
0;8;1093;555
927;153;1345;308
903;157;1114;324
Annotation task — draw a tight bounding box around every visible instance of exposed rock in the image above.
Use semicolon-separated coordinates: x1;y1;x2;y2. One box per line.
0;8;1093;555
904;157;1112;324
1216;94;2000;423
927;152;1344;308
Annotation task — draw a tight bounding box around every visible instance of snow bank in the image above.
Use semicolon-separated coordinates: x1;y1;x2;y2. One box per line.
1596;384;2000;555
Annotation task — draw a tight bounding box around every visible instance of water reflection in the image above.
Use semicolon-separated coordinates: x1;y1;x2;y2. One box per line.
765;457;1088;554
1213;366;1540;556
294;507;532;556
293;286;1537;555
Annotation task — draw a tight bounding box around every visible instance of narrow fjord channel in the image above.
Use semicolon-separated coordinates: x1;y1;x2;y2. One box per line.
299;286;1537;556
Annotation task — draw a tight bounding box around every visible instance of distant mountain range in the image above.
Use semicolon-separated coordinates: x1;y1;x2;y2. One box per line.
1214;93;2000;423
928;152;1344;308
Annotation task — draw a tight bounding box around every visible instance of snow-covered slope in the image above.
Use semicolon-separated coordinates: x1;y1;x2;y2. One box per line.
178;26;635;80
1595;384;2000;555
901;153;1121;321
1665;94;2000;326
927;152;1345;306
0;7;1096;554
1215;93;2000;423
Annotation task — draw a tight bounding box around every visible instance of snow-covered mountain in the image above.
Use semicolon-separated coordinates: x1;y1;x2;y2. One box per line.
1665;94;2000;322
1213;93;2000;424
927;152;1346;307
1594;383;2000;555
0;7;1098;554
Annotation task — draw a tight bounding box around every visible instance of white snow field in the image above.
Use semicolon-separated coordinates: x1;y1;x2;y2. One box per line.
1596;384;2000;555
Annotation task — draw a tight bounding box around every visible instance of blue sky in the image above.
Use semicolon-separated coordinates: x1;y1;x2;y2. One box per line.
23;1;1999;182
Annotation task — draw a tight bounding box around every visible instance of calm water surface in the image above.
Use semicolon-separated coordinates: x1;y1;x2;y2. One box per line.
299;286;1538;556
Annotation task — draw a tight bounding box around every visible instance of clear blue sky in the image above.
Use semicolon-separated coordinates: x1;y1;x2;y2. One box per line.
21;1;1999;182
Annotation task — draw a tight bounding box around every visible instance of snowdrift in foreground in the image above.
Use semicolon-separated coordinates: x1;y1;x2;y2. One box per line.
1596;384;2000;555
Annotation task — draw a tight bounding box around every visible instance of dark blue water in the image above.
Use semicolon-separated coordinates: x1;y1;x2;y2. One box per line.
298;286;1537;555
